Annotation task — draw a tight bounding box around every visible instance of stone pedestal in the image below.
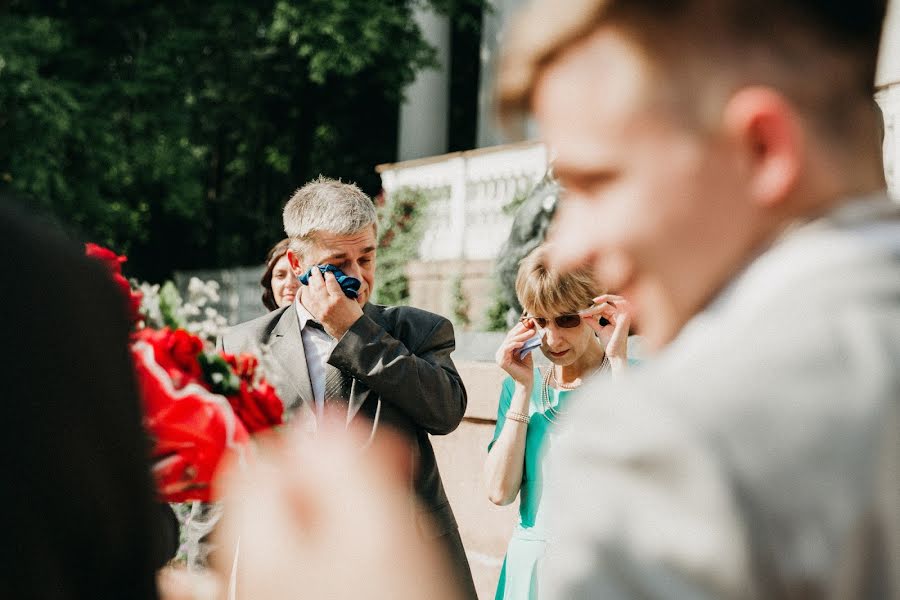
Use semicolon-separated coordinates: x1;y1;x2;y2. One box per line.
407;259;496;330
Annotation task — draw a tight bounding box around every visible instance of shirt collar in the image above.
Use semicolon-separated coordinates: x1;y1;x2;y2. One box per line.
294;297;318;331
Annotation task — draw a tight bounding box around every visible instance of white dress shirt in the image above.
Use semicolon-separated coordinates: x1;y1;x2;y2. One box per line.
294;298;335;418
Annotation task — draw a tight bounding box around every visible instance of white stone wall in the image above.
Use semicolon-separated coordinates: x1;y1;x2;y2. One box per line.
877;85;900;199
878;1;900;199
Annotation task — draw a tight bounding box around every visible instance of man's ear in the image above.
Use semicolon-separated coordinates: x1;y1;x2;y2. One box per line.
722;87;804;208
286;249;303;275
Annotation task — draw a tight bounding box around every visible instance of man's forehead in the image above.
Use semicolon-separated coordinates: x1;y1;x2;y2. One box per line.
534;32;670;181
313;228;376;256
534;28;651;131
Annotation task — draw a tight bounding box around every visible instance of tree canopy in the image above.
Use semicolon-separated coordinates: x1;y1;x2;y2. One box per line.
0;0;482;280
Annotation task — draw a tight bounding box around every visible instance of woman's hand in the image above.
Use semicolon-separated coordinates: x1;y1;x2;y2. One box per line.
495;321;537;389
580;294;631;363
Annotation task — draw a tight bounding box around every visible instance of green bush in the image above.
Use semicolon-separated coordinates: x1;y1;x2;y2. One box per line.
374;187;429;306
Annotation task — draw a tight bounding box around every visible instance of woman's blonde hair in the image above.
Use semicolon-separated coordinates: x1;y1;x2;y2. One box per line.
515;244;605;317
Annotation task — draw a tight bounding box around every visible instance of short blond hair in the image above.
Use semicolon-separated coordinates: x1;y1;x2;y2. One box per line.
515;245;605;317
497;0;611;120
497;0;886;137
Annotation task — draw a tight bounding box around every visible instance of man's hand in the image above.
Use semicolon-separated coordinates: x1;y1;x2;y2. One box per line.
301;266;364;339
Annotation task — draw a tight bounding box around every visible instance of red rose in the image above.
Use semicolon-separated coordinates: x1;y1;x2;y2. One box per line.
113;272;143;324
214;351;283;434
130;331;283;503
254;382;284;425
225;380;283;434
84;243;143;325
85;242;126;274
132;339;250;503
227;382;267;433
134;328;205;390
168;329;204;380
223;352;259;380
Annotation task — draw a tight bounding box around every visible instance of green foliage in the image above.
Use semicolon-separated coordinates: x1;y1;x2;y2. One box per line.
374;187;429;306
503;187;531;216
485;294;512;332
198;352;241;396
158;281;185;330
450;273;470;328
0;0;484;281
430;0;490;35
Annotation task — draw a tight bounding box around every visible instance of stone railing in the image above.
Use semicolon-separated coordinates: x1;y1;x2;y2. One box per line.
876;83;900;200
377;141;548;262
376;142;548;328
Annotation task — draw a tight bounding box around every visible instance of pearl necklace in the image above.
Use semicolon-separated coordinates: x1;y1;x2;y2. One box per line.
541;355;610;422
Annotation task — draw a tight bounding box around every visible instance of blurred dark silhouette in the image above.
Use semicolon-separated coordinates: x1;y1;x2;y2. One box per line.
0;196;175;599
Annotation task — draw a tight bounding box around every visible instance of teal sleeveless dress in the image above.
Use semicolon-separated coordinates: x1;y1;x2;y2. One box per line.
489;369;573;600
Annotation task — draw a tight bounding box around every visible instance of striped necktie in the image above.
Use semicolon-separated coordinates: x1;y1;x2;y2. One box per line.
307;320;352;407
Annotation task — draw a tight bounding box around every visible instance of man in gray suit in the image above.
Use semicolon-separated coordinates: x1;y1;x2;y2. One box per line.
495;0;899;598
219;177;477;598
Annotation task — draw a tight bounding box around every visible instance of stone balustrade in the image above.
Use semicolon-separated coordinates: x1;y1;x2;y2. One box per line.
377;142;548;328
377;141;548;262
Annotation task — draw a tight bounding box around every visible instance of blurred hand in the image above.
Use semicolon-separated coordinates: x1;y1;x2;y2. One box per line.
495;321;537;389
157;567;222;600
580;294;631;362
300;266;364;339
212;413;462;600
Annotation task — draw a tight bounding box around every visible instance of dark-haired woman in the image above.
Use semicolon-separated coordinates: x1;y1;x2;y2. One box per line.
260;238;300;311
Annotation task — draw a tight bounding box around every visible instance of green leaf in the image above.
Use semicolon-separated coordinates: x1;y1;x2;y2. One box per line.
159;281;185;329
198;352;241;396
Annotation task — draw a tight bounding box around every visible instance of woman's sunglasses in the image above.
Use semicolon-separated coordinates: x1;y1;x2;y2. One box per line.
520;312;582;329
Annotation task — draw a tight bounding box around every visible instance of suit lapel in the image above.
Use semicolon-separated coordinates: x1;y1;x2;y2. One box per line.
345;303;387;425
268;304;316;426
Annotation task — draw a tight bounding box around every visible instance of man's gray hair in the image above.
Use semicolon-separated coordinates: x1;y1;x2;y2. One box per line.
282;176;377;255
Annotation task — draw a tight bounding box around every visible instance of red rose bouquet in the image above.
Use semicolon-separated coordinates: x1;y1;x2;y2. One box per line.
85;243;143;323
87;245;284;502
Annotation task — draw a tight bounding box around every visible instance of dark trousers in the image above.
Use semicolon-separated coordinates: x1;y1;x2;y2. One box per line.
439;528;479;599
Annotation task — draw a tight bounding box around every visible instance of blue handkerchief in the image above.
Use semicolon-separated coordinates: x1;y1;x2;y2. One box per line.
299;265;361;299
518;330;544;360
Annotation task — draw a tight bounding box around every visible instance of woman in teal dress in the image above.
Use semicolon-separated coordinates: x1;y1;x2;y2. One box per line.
484;245;632;600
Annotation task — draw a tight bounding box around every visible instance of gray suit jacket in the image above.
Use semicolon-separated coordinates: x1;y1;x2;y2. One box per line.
218;301;467;539
542;195;900;599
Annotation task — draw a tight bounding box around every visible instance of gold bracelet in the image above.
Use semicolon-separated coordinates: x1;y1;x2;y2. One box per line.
506;411;530;424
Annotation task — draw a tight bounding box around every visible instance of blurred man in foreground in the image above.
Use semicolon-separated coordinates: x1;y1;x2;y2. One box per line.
496;0;900;597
